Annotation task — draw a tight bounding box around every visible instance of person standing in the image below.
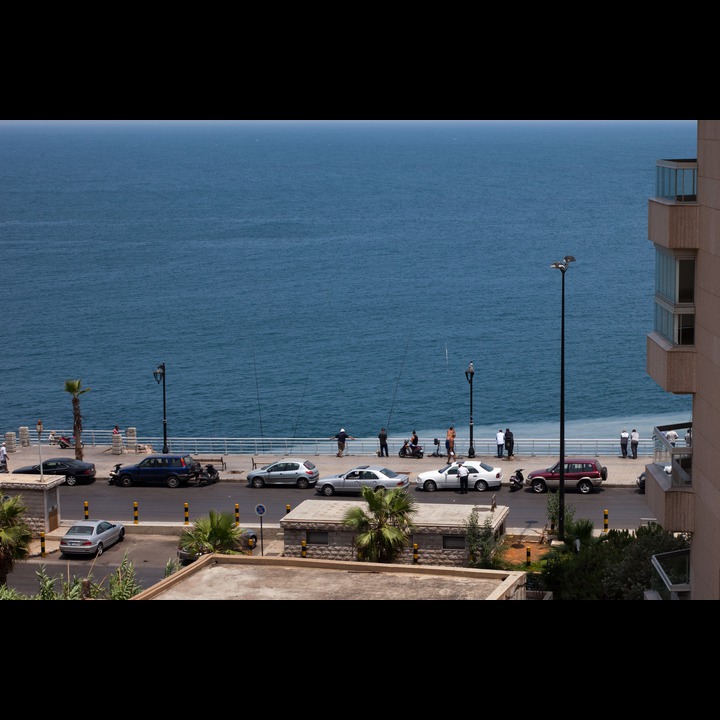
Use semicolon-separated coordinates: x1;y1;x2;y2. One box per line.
665;428;679;446
0;442;8;472
457;460;469;494
620;429;629;458
496;429;505;459
630;429;640;459
504;428;515;460
330;428;355;457
446;425;456;459
113;425;121;436
378;427;389;457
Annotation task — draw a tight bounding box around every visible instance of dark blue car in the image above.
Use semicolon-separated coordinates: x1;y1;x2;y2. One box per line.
109;454;200;488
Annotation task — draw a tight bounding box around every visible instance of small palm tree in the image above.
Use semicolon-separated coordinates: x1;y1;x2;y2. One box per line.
178;510;251;561
64;379;91;461
342;486;417;563
0;495;33;585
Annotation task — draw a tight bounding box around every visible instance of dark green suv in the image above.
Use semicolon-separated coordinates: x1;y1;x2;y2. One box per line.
109;454;201;488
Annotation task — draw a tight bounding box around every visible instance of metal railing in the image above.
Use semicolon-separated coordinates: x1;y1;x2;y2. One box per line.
13;429;668;458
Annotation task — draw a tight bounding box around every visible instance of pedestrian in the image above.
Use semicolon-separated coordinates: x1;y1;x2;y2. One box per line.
620;428;629;458
378;427;389;457
330;428;355;457
504;428;515;460
496;429;505;459
446;425;456;459
685;428;692;447
0;442;8;472
409;429;419;453
113;425;121;436
630;429;639;459
665;428;679;446
48;430;57;445
457;460;469;494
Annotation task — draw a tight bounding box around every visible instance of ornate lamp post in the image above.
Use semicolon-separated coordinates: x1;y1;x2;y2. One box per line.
550;255;575;540
465;361;475;458
153;362;169;453
36;419;44;481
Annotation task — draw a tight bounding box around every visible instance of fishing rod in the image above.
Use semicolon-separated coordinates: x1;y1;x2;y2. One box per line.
445;343;455;426
291;369;310;442
252;348;264;439
386;335;410;433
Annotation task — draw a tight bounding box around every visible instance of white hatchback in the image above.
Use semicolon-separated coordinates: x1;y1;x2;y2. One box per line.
415;461;503;492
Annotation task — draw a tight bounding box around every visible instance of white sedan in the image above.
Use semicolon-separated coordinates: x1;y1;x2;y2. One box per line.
415;461;503;492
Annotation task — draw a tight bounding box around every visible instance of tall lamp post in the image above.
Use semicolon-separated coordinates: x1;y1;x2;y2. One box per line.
153;362;169;454
36;419;44;481
465;361;475;458
550;255;575;540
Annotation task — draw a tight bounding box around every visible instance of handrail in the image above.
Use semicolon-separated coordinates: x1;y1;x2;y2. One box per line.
10;428;676;458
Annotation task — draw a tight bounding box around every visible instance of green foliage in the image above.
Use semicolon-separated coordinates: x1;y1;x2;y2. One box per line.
106;553;142;599
546;492;575;531
0;495;33;585
539;521;691;600
165;557;182;577
178;510;251;558
465;510;503;568
342;486;417;563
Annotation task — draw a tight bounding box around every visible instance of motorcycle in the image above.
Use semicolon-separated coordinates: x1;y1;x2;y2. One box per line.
58;435;84;449
398;440;424;459
108;463;123;485
509;468;525;492
195;463;220;486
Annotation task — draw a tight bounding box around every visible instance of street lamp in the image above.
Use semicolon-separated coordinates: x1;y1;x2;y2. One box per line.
36;419;44;481
153;362;169;453
550;255;575;540
465;361;475;458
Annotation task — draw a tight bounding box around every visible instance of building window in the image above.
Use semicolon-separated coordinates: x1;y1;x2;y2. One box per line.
443;535;466;550
306;531;328;545
654;248;695;345
655;159;697;202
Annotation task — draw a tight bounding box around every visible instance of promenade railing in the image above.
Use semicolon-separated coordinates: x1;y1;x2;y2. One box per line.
17;429;671;458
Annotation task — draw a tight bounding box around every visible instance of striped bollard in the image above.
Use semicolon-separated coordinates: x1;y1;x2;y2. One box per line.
84;501;89;520
301;539;307;558
184;502;189;525
286;504;291;514
133;501;138;524
40;531;46;557
235;503;239;526
413;543;419;564
604;509;608;532
526;546;531;566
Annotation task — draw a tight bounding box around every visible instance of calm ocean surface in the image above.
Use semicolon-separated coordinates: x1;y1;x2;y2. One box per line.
0;119;696;444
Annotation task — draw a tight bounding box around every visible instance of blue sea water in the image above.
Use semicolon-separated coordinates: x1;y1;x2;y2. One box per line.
0;119;696;443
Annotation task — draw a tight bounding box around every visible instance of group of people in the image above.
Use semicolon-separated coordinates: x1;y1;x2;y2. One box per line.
620;428;640;459
495;428;515;459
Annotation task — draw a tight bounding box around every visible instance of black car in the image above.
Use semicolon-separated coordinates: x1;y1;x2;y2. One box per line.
108;454;201;488
12;458;97;485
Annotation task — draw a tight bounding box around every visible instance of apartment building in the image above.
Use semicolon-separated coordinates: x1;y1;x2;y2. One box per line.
645;119;720;600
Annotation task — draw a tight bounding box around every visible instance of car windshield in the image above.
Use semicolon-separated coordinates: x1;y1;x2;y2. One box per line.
67;526;93;535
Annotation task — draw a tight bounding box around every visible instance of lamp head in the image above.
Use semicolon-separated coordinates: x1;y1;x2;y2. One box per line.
551;255;576;273
465;361;475;383
153;363;165;384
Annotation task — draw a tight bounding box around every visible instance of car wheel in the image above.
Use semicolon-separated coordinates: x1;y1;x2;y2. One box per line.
252;477;265;489
601;466;608;481
66;475;77;486
531;479;547;493
96;543;104;557
475;480;489;492
119;475;133;487
423;480;437;492
166;475;180;488
578;479;593;494
118;528;125;542
321;484;335;496
373;485;387;493
296;477;310;489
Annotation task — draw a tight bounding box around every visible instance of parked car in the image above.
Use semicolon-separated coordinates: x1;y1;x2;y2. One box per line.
59;520;125;557
247;458;319;489
177;528;258;565
316;465;410;496
12;457;97;485
415;460;503;492
525;457;608;494
108;454;201;488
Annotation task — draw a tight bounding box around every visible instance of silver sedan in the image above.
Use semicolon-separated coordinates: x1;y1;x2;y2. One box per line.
59;520;125;557
316;465;410;496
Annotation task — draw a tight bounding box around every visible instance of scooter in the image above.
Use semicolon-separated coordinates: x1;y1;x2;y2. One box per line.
398;440;424;459
58;435;84;449
108;463;123;485
509;468;525;492
430;438;444;458
195;463;220;486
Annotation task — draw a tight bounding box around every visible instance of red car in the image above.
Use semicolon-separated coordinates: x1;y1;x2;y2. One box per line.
525;457;608;494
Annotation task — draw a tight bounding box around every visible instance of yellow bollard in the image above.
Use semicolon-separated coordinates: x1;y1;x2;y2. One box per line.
235;503;239;526
301;539;307;558
184;502;189;525
526;546;532;566
133;501;138;524
604;509;609;532
40;531;46;557
247;537;254;555
286;504;291;514
413;543;419;564
84;501;89;520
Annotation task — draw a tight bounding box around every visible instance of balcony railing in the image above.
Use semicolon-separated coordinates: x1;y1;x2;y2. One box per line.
656;159;697;203
653;421;692;487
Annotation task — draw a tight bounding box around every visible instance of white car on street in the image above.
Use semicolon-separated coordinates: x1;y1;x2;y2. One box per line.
415;461;503;492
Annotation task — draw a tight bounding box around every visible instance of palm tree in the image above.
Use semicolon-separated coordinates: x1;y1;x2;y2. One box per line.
178;510;252;561
64;379;91;461
0;495;33;585
342;486;417;563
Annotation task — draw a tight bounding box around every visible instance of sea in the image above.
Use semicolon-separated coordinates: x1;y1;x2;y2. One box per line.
0;119;697;445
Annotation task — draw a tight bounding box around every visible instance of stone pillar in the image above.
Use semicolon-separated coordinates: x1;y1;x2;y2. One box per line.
19;426;30;447
111;433;124;455
126;427;137;452
4;432;17;453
